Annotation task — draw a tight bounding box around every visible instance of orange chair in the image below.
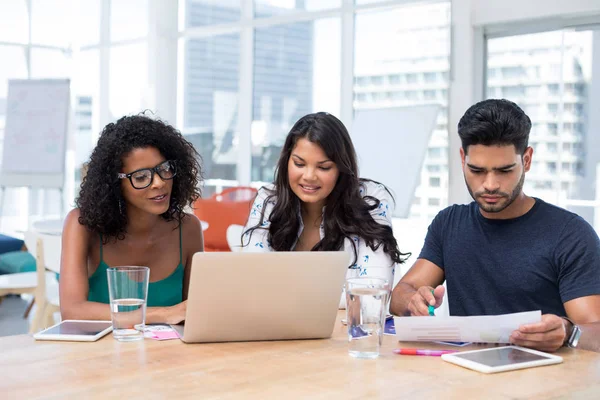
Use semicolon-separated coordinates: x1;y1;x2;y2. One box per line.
193;187;258;252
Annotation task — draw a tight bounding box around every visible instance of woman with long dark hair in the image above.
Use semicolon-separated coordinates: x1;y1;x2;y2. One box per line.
60;114;204;324
243;112;408;305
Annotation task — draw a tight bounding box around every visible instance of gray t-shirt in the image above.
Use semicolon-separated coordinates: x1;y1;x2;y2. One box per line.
418;198;600;316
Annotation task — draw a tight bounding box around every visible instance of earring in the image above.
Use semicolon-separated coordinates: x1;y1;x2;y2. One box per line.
118;198;125;215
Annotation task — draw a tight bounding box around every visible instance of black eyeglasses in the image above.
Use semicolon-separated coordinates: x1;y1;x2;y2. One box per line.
117;160;177;189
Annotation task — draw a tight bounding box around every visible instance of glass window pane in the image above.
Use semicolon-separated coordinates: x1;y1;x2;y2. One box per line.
0;46;27;233
180;34;240;181
31;0;74;47
252;18;341;182
75;0;101;46
355;0;386;4
111;0;148;42
30;48;70;78
254;0;340;17
486;30;593;216
183;0;240;28
0;45;28;155
0;1;29;43
109;43;148;118
354;3;451;218
72;50;100;185
0;46;28;102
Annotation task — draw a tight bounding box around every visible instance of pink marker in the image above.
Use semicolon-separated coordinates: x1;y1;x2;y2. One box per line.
393;348;458;356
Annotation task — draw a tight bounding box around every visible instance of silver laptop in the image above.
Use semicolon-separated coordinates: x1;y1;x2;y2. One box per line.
172;251;349;343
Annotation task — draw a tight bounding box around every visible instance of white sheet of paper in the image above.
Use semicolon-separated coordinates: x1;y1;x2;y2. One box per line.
393;311;541;343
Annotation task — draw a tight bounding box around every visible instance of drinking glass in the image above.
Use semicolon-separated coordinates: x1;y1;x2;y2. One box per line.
345;277;390;359
107;266;149;342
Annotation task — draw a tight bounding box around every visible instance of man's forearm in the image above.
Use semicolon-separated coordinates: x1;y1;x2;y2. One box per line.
390;282;418;316
578;323;600;353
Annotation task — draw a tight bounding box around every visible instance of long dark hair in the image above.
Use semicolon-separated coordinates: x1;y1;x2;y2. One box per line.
244;112;408;266
77;114;202;242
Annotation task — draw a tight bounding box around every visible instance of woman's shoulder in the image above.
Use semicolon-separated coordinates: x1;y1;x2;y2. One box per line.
180;212;202;236
65;208;82;223
254;184;278;206
256;183;276;197
63;208;93;241
359;180;392;201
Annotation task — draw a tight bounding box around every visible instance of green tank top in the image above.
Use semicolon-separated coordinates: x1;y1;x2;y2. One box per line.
87;224;184;307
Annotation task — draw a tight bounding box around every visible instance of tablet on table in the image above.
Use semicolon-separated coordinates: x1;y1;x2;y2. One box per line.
441;345;563;374
33;320;113;342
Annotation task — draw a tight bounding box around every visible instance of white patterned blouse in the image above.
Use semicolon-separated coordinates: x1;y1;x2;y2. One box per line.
241;180;396;307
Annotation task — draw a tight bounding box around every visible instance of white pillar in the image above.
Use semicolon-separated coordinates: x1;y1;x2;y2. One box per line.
339;0;355;128
236;0;254;186
148;0;179;125
595;164;600;231
585;31;600;227
98;0;111;128
447;0;483;205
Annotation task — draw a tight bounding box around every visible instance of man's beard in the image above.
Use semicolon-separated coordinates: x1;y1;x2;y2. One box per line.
465;172;525;213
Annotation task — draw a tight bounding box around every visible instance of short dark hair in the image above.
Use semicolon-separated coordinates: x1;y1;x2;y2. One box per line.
457;99;532;154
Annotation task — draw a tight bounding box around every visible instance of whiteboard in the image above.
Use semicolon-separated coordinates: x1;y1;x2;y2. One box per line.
352;105;440;218
1;79;70;188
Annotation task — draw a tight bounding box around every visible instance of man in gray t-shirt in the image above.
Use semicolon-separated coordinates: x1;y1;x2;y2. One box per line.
390;99;600;353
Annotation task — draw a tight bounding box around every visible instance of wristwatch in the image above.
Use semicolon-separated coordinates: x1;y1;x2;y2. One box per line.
563;317;582;348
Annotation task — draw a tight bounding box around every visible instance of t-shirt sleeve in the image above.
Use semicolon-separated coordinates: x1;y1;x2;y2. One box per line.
555;215;600;303
363;182;394;227
417;210;446;270
240;187;273;252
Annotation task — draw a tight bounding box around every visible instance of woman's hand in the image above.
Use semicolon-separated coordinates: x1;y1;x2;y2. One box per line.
164;300;187;325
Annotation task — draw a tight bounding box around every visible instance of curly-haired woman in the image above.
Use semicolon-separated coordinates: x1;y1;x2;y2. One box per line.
242;112;409;307
60;115;203;324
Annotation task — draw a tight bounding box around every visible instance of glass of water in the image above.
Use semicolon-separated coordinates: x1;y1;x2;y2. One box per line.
345;277;390;359
107;266;149;342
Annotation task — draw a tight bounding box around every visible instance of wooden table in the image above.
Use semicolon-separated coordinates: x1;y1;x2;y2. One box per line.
1;312;600;399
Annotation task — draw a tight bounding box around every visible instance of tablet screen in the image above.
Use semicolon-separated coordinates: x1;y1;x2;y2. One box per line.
452;347;551;367
41;321;113;336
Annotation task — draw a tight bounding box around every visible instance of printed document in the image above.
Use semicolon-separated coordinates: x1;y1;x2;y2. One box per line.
393;311;541;343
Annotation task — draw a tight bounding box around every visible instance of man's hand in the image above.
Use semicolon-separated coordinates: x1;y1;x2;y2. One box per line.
165;300;187;325
407;285;445;316
510;314;568;352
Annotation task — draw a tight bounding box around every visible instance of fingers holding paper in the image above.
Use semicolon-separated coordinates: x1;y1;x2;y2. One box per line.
408;285;445;316
510;314;567;352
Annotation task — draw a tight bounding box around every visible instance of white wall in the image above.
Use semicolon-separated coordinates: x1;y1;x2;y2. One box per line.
473;0;600;28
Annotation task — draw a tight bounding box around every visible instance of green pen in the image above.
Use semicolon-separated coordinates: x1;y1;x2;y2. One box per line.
428;290;435;316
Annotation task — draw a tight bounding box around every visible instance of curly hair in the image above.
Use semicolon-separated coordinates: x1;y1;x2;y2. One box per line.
76;114;202;242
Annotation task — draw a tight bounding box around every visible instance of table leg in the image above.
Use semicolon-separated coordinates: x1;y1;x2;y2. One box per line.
23;298;35;319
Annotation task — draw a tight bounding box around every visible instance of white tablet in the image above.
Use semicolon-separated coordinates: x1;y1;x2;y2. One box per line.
33;320;113;342
441;346;563;374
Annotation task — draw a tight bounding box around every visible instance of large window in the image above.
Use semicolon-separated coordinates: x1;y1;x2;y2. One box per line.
0;1;28;43
251;18;341;182
109;43;149;119
182;0;240;27
178;0;448;207
0;47;28;128
111;0;148;42
180;33;241;188
354;2;451;220
31;0;75;47
254;0;340;15
486;30;598;225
